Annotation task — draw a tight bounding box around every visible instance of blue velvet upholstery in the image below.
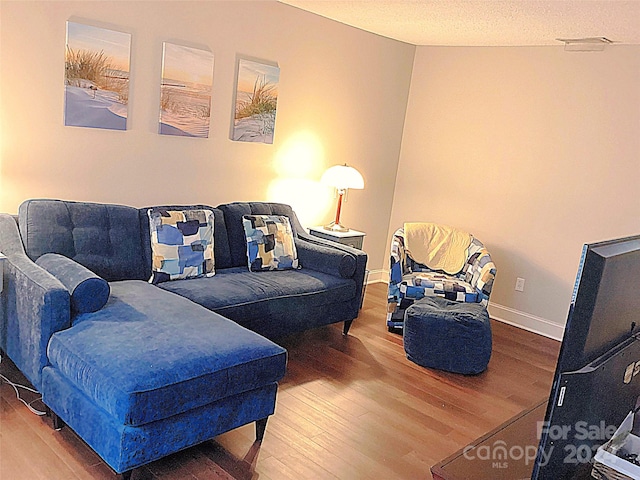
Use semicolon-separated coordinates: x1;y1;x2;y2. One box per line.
47;281;286;426
144;201;365;339
158;267;356;338
42;367;279;473
19;199;148;281
35;253;110;314
403;296;492;375
0;214;70;390
0;198;368;476
295;238;356;278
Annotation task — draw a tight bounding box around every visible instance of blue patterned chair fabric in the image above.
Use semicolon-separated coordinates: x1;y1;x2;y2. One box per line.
387;227;496;330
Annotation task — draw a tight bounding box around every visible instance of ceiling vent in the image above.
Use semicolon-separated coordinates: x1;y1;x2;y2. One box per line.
556;37;614;51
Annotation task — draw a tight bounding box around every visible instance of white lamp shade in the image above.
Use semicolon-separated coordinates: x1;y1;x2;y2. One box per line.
320;164;364;190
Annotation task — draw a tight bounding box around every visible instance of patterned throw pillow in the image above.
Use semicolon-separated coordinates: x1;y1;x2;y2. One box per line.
243;215;299;271
148;208;215;283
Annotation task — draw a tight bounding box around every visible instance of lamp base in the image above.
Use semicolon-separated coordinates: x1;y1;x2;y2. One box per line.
323;222;350;232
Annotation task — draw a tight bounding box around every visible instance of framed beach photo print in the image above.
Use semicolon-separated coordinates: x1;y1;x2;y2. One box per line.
64;21;131;130
232;57;280;144
159;42;214;138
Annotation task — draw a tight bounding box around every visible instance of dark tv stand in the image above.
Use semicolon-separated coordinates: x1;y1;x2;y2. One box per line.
431;400;593;480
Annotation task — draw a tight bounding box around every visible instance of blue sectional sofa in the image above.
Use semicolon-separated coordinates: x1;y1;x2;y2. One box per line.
0;199;367;478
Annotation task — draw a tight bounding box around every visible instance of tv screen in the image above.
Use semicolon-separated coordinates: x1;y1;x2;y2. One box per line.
532;234;640;479
562;235;640;371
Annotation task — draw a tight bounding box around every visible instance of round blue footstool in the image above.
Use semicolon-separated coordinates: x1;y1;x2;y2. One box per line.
403;296;492;375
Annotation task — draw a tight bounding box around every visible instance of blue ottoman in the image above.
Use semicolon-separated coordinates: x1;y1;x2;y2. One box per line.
403;296;492;374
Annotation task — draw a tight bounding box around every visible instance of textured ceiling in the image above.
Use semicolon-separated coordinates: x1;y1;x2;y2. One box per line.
278;0;640;46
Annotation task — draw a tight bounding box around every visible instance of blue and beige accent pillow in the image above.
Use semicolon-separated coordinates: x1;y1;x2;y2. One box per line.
242;214;299;271
148;208;215;283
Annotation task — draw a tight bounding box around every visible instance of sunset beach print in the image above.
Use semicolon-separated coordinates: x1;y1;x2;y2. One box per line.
232;58;279;144
64;22;131;130
159;43;214;138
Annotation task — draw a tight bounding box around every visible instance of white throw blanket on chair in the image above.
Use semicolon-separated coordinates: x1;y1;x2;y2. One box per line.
404;222;472;275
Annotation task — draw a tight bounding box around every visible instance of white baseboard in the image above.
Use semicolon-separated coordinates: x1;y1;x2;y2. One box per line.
365;269;388;284
366;270;564;341
488;303;564;341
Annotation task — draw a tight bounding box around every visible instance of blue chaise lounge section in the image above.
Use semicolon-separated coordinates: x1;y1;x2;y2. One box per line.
42;281;286;474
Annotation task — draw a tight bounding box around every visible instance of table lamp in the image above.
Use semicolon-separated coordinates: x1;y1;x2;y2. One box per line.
320;164;364;232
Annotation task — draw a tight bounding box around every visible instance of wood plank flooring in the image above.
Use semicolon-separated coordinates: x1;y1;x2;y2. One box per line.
0;283;560;479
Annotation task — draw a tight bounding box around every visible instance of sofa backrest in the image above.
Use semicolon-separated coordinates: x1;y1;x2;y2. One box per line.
19;199;148;282
18;199;304;281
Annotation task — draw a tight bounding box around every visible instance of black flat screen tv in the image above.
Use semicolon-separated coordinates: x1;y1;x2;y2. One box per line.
532;234;640;479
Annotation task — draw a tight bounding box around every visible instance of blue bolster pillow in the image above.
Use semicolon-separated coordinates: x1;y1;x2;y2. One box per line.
36;253;110;313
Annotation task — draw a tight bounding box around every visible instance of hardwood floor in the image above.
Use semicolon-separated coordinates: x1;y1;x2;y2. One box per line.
0;283;560;479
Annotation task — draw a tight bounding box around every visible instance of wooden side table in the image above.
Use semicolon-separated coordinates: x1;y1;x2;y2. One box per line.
308;226;366;250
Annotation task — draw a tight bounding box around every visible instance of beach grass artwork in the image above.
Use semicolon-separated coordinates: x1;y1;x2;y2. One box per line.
232;58;280;144
159;43;214;138
64;21;131;130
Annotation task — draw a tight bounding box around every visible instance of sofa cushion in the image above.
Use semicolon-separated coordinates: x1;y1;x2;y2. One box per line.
243;214;299;271
35;253;110;314
157;267;356;337
147;208;215;283
19;199;147;282
46;280;287;427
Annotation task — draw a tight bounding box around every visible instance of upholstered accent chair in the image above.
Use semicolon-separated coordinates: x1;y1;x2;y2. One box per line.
386;223;496;332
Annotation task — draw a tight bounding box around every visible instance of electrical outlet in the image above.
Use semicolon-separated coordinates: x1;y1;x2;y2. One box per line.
515;277;525;292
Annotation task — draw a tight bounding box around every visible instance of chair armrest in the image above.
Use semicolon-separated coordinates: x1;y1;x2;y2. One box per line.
463;239;497;306
388;228;409;308
0;213;71;390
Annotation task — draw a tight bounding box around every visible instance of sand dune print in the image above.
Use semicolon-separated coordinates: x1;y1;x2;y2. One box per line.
64;22;131;130
233;59;280;144
159;43;214;138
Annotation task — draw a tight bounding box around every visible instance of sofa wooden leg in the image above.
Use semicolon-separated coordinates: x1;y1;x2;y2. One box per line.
343;319;354;335
117;470;132;480
256;417;268;442
51;411;65;431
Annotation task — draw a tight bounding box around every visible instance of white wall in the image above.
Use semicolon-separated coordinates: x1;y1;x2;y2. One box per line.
391;45;640;337
0;0;415;273
3;2;640;338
